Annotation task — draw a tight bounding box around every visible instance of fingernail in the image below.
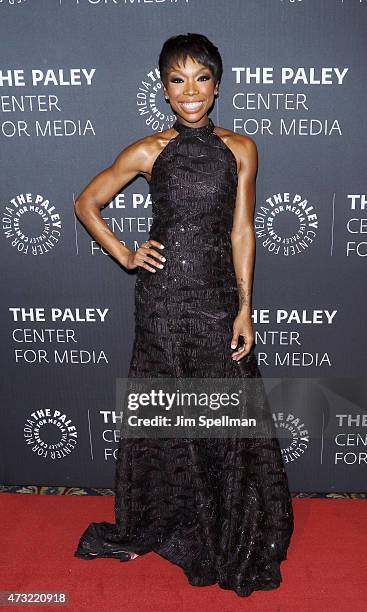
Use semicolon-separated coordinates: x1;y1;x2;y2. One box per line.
160;245;165;249
231;344;236;349
161;257;166;262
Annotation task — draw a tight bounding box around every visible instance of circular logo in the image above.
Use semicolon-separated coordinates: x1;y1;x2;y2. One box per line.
2;0;28;5
23;409;78;460
255;192;319;256
2;192;62;255
273;411;310;463
136;66;176;132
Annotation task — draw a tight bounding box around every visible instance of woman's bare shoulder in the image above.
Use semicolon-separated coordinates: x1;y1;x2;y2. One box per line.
116;126;177;180
214;124;256;148
214;125;257;171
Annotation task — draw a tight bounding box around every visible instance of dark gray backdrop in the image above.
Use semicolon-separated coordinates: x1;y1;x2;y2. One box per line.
1;0;366;491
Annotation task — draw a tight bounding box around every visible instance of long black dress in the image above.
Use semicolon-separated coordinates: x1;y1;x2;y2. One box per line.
74;117;294;598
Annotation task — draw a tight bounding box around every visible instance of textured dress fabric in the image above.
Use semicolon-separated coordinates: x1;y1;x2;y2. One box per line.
74;117;294;598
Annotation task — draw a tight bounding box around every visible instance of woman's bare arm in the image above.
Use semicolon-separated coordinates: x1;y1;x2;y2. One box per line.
229;134;258;359
74;137;166;271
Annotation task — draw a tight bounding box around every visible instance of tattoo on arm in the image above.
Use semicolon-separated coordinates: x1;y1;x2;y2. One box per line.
238;277;251;310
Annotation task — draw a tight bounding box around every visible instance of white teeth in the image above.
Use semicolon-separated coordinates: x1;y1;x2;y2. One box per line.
180;102;203;109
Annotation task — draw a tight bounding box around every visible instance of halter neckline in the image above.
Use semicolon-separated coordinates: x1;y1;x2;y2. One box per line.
172;116;215;136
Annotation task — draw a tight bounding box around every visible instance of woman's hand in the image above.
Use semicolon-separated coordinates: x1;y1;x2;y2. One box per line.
125;239;166;272
230;312;255;361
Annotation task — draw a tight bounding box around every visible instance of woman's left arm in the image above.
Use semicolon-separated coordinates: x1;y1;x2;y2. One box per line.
229;135;258;361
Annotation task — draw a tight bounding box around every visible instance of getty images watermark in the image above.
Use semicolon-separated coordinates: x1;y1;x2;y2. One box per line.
116;377;278;439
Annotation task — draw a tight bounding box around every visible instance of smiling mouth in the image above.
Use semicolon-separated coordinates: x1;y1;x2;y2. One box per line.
179;101;205;111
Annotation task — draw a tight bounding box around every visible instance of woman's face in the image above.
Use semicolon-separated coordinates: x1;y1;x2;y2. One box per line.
163;55;219;124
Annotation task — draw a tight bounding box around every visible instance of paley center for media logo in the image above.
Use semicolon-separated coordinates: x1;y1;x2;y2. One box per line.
0;0;28;6
136;66;175;133
255;191;319;256
2;192;62;255
273;410;310;464
23;408;78;460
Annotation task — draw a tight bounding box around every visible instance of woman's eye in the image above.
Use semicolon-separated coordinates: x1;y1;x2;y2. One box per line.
170;75;210;83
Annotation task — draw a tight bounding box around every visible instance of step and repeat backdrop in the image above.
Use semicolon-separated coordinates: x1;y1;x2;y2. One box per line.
1;0;366;491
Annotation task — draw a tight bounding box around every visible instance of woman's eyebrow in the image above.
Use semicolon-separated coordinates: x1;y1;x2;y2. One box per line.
169;67;210;76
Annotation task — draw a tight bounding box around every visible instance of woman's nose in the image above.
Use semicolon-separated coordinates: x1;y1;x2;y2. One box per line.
184;82;199;96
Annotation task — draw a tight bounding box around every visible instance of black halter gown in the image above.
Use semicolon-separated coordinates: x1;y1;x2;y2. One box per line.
74;117;294;598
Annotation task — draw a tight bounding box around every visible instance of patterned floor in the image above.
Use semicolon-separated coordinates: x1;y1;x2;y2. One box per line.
0;485;366;498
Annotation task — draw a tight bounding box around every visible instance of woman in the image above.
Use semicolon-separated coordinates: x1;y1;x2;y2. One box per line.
74;33;294;598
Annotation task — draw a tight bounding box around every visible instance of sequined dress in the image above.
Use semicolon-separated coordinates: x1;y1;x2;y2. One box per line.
74;117;294;598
